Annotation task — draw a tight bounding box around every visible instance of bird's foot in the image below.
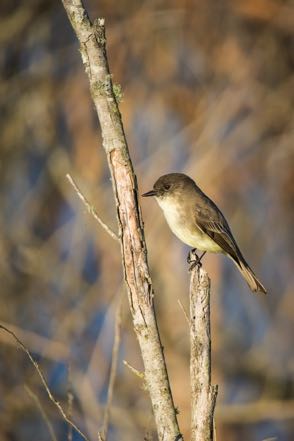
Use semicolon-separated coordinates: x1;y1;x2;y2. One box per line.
187;248;197;264
187;249;206;272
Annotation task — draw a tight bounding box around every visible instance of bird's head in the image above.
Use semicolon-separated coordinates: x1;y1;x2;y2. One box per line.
142;173;195;201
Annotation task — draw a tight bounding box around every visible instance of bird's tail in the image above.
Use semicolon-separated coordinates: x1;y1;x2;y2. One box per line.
233;257;267;294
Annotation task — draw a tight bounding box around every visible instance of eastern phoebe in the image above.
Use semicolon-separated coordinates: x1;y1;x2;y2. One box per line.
142;173;266;294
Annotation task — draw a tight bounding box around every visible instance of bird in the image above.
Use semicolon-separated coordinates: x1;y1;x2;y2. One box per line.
142;173;266;294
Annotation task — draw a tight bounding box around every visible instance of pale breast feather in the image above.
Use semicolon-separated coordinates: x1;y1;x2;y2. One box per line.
156;197;222;252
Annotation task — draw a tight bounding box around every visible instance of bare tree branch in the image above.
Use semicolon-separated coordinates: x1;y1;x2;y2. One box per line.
61;2;182;440
190;266;218;441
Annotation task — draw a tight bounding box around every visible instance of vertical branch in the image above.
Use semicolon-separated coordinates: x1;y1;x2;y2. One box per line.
102;292;123;440
190;266;218;441
61;1;182;440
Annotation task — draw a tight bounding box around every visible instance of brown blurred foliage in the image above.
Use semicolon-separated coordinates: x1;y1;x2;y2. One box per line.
0;0;293;440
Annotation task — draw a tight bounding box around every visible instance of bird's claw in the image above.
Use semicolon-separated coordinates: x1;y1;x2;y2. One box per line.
187;248;202;271
187;249;207;271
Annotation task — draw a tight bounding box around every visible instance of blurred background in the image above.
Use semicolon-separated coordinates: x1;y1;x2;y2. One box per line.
0;0;293;440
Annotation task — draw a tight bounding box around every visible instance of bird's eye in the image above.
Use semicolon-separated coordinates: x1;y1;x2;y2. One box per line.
164;184;171;191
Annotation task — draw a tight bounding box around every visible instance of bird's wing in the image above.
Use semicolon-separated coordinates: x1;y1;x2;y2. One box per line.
194;202;242;261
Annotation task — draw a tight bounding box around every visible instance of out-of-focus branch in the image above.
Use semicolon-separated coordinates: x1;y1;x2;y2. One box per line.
177;299;189;325
67;366;74;441
61;2;182;440
0;320;70;361
217;399;294;423
190;266;218;441
25;384;58;441
101;292;123;440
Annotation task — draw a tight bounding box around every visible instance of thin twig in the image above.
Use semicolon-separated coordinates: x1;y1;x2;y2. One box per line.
66;173;119;242
123;360;145;380
101;292;123;440
177;299;189;325
25;384;58;441
0;325;89;441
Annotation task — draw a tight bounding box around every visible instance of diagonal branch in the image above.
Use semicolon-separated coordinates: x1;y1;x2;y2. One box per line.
61;2;182;440
66;173;119;242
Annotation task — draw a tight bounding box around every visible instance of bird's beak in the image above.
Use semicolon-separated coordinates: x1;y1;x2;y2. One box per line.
142;190;157;197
